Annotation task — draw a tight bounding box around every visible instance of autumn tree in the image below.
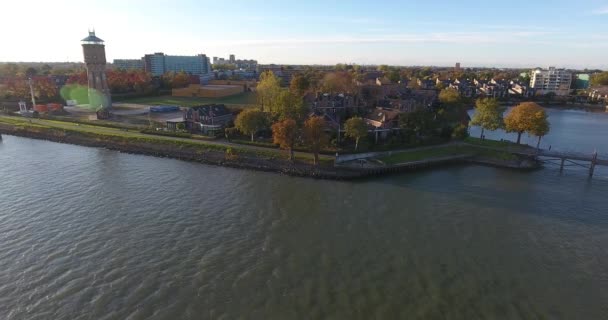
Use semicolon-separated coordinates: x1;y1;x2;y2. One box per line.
439;88;463;107
235;109;268;141
504;102;550;145
303;116;329;165
256;70;281;112
272;118;298;161
289;74;311;97
470;98;503;138
344;117;368;151
172;71;191;88
528;108;550;149
319;72;356;93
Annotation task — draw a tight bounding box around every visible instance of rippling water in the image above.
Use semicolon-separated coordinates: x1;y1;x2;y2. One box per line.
1;108;607;319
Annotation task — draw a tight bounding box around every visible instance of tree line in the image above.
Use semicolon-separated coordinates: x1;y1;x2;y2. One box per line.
470;98;550;148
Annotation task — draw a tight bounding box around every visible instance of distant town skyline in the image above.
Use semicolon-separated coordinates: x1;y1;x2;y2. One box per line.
1;0;608;69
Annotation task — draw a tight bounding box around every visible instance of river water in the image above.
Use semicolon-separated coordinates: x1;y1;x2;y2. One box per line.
1;108;607;319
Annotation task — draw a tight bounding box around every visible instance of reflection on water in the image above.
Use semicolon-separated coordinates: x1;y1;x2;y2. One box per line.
1;107;607;319
469;107;608;155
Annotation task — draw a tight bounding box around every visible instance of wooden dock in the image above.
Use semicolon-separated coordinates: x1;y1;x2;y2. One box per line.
521;149;607;178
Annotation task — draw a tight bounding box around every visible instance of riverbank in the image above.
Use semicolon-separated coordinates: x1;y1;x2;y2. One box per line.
0;116;539;180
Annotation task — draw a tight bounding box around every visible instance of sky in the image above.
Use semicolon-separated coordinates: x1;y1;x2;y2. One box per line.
1;0;607;68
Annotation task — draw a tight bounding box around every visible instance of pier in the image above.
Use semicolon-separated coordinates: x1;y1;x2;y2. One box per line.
522;149;607;178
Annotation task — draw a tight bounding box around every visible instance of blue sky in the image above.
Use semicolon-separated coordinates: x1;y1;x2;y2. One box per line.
1;0;607;68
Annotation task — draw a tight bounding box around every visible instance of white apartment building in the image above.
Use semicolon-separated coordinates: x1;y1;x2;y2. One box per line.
530;67;573;96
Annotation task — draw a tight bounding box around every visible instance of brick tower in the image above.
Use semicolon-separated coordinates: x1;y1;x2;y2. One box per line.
81;30;111;114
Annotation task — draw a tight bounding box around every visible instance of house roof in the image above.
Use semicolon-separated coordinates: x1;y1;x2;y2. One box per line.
366;108;401;123
591;86;608;94
190;104;232;117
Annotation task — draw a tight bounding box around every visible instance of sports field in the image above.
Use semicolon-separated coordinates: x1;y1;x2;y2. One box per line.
116;92;256;108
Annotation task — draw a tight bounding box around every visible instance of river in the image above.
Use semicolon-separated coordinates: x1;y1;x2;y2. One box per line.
1;108;607;319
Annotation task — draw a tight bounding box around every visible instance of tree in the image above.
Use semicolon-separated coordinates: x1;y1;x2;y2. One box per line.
439;88;462;107
272;118;298;161
344;117;368;151
270;89;307;122
528;108;550;149
470;98;503;138
172;71;191;88
235;109;267;141
319;72;356;93
387;69;401;83
289;74;311;97
504;102;550;145
590;72;608;86
256;70;281;112
303;116;329;165
399;109;435;138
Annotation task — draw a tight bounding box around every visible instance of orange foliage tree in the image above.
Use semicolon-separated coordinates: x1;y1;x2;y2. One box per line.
303;116;329;165
272;118;299;161
504;102;550;145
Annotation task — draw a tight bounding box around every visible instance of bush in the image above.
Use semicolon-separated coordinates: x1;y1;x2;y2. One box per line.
224;127;239;139
451;124;469;140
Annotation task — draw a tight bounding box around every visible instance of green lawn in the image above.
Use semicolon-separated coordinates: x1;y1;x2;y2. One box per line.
380;146;474;165
380;145;518;165
116;92;256;108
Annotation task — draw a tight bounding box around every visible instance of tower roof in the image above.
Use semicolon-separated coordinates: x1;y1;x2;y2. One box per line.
82;31;104;43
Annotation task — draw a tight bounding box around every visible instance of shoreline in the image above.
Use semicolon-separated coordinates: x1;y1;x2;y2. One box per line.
0;123;539;180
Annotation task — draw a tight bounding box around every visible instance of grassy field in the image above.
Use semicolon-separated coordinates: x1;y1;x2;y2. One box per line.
116;92;256;108
380;145;518;165
380;146;474;165
0;115;331;164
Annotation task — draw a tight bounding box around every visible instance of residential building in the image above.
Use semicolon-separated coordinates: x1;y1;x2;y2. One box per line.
509;81;535;98
589;86;608;103
530;67;573;96
113;59;144;70
184;104;233;135
365;107;401;129
449;79;476;98
213;54;258;70
140;53;211;76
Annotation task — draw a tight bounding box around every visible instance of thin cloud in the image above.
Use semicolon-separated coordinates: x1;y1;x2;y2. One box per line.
593;6;608;14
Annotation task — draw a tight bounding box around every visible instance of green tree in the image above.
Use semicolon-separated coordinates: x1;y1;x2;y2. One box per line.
590;72;608;86
235;109;268;141
303;116;329;165
344;117;368;151
387;69;401;83
399;109;435;138
256;70;281;112
504;102;550;145
271;89;307;122
470;98;503;138
272;118;298;161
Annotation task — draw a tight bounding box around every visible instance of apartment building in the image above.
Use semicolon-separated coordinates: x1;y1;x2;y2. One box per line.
113;59;144;70
530;67;573;96
142;53;211;76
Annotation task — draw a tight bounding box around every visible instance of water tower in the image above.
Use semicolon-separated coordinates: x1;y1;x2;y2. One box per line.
81;30;111;114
